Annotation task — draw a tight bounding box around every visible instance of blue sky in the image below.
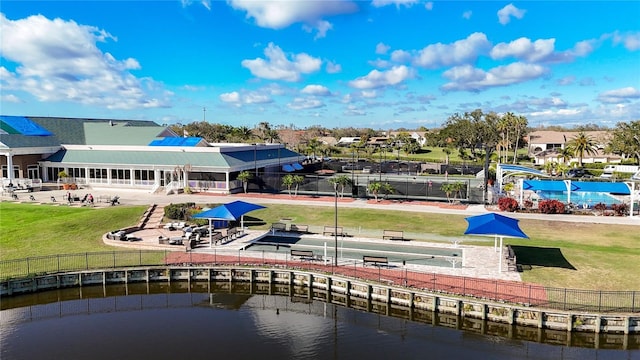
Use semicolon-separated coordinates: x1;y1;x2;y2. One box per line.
1;1;639;130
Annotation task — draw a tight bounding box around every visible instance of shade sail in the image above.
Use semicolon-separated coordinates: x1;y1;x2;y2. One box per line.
193;200;266;221
464;213;528;239
464;212;528;273
282;164;295;172
292;162;303;170
193;200;266;248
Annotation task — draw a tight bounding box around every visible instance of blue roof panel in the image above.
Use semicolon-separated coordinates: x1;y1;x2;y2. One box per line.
0;115;53;136
149;137;202;146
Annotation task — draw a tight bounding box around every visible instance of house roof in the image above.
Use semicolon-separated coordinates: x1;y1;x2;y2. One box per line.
528;130;611;145
0;116;61;149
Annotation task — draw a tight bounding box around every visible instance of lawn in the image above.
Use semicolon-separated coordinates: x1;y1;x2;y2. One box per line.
1;201;639;291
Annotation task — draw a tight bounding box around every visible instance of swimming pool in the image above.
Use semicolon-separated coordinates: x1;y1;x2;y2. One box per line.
244;235;462;268
536;191;621;208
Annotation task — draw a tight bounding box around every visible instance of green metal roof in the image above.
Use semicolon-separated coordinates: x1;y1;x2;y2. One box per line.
83;122;164;145
28;116;162;145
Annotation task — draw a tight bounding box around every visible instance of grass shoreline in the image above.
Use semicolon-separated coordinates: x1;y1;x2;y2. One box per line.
1;201;638;291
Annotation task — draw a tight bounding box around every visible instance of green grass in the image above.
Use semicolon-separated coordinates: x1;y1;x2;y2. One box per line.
2;201;639;291
0;202;147;259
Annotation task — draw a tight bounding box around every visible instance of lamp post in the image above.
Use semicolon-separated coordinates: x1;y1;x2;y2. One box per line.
333;182;338;267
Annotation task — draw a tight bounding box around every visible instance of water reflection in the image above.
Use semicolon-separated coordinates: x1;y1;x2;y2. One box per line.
1;282;638;360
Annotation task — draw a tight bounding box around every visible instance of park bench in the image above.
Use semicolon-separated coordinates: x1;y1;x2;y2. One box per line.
289;224;309;233
363;255;388;267
506;245;517;272
323;226;344;237
271;222;287;232
291;249;316;261
383;230;404;241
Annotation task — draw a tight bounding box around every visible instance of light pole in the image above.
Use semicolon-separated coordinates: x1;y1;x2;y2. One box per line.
333;182;338;267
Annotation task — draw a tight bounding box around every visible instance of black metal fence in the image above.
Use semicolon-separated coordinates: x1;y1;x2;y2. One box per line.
2;251;638;313
249;171;485;204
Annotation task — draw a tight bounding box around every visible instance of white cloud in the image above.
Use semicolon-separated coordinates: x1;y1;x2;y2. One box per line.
287;97;325;110
462;10;472;20
181;0;211;10
491;37;555;62
376;42;391;55
361;90;377;98
301;84;331;96
491;37;592;63
611;31;640;51
0;14;169;109
241;43;322;82
413;32;491;68
228;0;357;37
303;20;333;39
497;3;526;25
219;89;273;105
220;91;241;104
597;87;640;104
425;2;433;11
325;61;342;73
390;49;411;63
441;63;548;92
371;0;418;8
348;65;414;89
1;93;22;103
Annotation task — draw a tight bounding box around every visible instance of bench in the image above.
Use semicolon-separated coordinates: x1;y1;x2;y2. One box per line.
323;226;344;236
383;230;404;241
363;256;388;266
289;224;309;233
291;249;316;261
506;245;517;271
271;222;287;232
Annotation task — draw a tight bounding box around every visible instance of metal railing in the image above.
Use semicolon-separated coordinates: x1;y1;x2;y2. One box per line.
1;250;638;313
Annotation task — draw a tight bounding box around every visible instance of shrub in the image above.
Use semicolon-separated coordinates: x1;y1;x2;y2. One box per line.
538;199;565;214
164;202;196;220
522;199;534;211
498;197;519;212
611;203;628;216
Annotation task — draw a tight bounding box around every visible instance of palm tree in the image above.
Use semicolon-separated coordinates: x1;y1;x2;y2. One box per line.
512;115;528;164
236;171;253;193
283;174;304;197
567;132;598;167
368;181;383;202
441;181;465;203
328;175;352;198
556;147;574;165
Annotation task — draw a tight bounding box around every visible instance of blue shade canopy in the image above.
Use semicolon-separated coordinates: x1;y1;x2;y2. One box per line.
292;162;303;170
464;213;528;239
282;164;295;172
193;200;266;221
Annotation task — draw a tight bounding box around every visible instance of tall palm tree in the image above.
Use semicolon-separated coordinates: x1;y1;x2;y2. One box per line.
512;115;528;164
567;132;598;167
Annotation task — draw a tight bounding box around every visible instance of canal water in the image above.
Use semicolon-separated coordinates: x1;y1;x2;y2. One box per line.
1;284;638;360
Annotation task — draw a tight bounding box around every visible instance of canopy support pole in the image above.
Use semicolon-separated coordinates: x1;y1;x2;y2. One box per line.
498;236;503;273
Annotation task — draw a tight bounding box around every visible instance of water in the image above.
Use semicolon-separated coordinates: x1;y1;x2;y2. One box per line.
537;191;621;208
1;285;638;360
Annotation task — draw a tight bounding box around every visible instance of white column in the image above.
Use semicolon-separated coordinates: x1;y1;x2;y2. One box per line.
6;153;14;182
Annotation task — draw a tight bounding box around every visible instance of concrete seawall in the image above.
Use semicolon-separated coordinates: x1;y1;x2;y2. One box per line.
2;266;639;338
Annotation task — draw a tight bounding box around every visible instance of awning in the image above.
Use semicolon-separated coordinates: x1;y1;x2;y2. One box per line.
282;164;295;172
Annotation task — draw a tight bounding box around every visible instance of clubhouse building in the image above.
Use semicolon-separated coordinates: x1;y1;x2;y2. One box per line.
0;116;305;194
